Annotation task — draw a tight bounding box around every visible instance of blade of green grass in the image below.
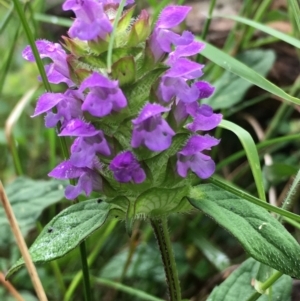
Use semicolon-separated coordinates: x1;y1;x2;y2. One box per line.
241;0;273;48
289;0;300;33
219;120;266;202
215;15;300;48
34;13;72;27
0;24;20;95
217;133;300;170
0;4;14;35
198;38;300;105
93;277;164;301
201;0;217;40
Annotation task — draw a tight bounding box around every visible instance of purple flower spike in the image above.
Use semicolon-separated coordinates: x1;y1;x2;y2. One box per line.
33;89;83;128
22;40;72;86
81;72;127;117
70;132;111;168
63;0;113;41
177;135;220;179
109;151;146;183
131;103;175;152
186;104;222;132
65;170;102;200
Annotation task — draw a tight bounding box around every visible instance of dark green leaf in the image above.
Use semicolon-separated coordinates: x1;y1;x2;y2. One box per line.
263;163;297;186
100;243;187;282
208;258;292;301
7;199;119;277
0;177;65;246
204;49;275;109
194;236;231;272
189;184;300;278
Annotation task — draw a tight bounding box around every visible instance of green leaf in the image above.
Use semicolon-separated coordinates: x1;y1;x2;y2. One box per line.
189;184;300;278
198;39;300;105
215;15;300;48
100;243;187;282
219;120;266;201
0;177;65;246
204;49;275;109
263;163;298;186
7;199;118;278
208;176;300;224
100;243;164;281
208;258;292;301
194;236;231;272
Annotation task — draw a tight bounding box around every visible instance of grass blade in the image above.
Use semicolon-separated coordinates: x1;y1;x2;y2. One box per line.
198;38;300;105
215;15;300;48
289;0;300;33
219;120;266;201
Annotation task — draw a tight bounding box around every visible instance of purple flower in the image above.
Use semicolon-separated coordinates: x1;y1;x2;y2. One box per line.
22;40;73;86
168;40;205;64
186;104;222;132
80;72;127;117
149;6;193;62
63;0;113;41
59;119;98;137
58;119;111;168
69;132;111;168
177;135;220;179
48;160;84;179
172;81;218;127
109;151;146;183
173;100;198;125
157;58;204;103
101;0;134;5
195;81;215;99
131;103;175;152
48;160;102;200
32;89;83;128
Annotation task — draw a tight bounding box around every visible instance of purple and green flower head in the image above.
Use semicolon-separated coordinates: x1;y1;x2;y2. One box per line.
24;0;222;216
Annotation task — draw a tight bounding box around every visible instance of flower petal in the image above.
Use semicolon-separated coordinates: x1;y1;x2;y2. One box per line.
48;161;84;179
59;119;99;137
32;92;64;117
157;6;191;29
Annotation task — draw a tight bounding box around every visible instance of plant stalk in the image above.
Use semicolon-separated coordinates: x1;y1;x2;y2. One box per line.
151;218;181;301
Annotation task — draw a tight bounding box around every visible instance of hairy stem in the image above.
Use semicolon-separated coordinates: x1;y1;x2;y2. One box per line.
151;218;181;301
